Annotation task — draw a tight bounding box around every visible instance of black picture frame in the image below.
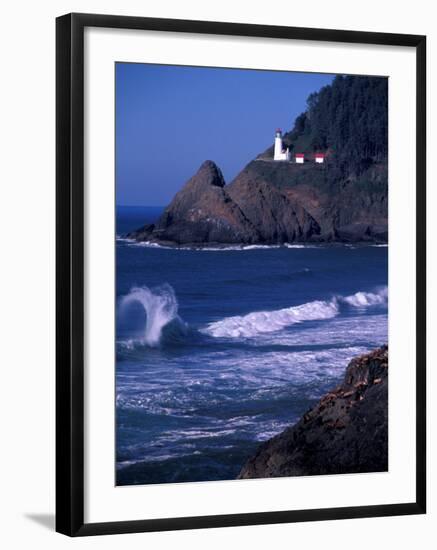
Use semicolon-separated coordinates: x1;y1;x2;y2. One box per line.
56;12;426;537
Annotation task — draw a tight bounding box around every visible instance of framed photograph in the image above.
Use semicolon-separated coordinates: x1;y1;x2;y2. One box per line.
56;13;426;536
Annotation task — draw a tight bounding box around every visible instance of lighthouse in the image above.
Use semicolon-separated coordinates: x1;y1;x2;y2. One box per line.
273;129;290;161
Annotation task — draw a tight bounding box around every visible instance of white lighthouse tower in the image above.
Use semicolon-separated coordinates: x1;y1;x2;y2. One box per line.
273;129;290;161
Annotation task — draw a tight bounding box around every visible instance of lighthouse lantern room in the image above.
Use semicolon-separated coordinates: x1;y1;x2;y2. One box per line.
273;129;290;161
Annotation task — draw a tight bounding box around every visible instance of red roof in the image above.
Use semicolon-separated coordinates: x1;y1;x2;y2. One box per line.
315;153;326;157
276;128;282;133
295;153;305;157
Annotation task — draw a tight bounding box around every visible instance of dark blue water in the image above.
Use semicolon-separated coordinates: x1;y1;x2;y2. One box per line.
116;206;388;485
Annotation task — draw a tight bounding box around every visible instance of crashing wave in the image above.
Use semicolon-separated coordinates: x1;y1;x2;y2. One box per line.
342;287;388;307
119;284;186;347
202;286;387;339
118;284;388;344
201;299;339;338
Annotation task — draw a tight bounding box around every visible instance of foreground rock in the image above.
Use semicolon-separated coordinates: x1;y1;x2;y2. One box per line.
238;346;388;479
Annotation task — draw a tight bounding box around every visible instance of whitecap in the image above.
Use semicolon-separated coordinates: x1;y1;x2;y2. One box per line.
119;284;186;347
201;286;387;339
342;286;388;307
127;240;174;250
201;299;339;338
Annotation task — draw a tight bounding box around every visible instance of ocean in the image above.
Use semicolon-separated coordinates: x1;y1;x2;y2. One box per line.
116;206;388;485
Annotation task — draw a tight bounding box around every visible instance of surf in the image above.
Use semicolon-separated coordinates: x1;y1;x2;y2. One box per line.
342;287;388;307
119;240;318;252
119;284;387;344
119;284;187;347
201;299;339;338
201;286;388;339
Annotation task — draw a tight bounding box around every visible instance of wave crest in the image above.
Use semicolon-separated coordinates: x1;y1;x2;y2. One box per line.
119;285;388;344
342;287;388;307
119;284;186;347
202;286;387;339
201;299;339;339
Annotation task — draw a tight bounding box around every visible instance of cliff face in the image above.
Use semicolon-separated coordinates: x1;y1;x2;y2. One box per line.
226;169;320;242
227;159;388;242
238;346;388;479
128;160;320;245
128;157;387;245
129;161;257;244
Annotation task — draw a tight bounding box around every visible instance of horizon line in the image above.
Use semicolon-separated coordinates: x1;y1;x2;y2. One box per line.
117;204;165;208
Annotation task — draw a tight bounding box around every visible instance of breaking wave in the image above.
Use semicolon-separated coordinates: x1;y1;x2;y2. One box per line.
201;300;339;338
342;287;388;307
119;284;187;347
202;286;387;339
119;284;387;345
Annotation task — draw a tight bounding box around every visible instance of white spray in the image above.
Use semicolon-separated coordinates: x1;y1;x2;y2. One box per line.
120;284;181;347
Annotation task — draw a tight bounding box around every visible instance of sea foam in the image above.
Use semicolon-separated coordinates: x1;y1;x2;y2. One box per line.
120;240;317;252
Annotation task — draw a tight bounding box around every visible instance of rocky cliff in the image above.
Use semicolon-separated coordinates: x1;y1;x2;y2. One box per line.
128;160;321;245
238;346;388;479
227;158;387;242
128;157;387;245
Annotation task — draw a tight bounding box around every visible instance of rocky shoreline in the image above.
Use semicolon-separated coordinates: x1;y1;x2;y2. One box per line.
238;346;388;479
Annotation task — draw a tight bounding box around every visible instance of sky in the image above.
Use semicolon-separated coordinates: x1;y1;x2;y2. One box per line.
116;63;334;206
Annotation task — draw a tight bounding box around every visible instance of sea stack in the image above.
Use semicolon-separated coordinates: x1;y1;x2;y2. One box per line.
127;160;318;245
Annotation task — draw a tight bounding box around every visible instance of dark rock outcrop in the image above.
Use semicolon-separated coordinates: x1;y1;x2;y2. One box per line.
227;173;320;242
238;346;388;479
128;160;319;245
128;157;387;246
228;159;387;243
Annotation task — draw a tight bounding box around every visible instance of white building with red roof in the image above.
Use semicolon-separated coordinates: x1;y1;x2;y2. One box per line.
295;153;305;164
